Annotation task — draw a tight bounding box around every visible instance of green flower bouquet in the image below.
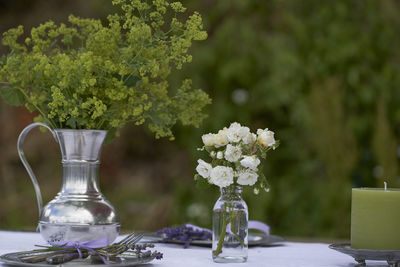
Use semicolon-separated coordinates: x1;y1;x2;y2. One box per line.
0;0;210;140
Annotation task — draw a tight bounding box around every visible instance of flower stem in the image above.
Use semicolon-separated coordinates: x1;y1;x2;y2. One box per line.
230;222;246;248
213;202;228;256
16;87;57;129
228;204;246;248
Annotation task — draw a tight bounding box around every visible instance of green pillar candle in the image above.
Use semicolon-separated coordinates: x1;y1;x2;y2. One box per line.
351;188;400;250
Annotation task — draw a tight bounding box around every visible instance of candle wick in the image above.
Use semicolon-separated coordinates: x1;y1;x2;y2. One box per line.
384;181;387;191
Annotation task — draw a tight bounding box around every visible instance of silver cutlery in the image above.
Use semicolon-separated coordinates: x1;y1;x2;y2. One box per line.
17;233;143;264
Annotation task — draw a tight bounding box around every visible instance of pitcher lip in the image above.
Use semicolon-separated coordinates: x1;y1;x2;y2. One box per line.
54;128;108;162
54;128;108;133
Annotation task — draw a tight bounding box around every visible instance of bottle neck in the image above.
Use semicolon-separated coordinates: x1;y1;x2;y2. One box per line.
220;185;243;200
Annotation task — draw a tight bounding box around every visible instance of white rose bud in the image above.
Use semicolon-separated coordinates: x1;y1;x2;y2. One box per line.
261;183;270;192
209;166;234;187
196;159;212;178
240;156;260;170
257;128;276;148
224;144;242;162
210;151;216;158
202;133;216;147
216;151;223;159
237;170;258;186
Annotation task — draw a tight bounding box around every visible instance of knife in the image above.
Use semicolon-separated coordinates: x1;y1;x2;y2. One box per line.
45;251;89;264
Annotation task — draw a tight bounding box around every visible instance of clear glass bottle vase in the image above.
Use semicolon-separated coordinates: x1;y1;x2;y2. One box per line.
212;185;248;263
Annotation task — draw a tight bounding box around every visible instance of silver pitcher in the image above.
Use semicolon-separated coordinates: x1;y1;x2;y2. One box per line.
17;123;120;244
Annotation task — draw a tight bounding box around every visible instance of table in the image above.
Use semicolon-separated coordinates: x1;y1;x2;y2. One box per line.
0;231;380;267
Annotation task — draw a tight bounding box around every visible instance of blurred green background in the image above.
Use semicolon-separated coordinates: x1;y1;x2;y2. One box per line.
1;0;400;240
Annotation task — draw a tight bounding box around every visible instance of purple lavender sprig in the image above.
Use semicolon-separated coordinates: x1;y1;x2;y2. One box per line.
130;243;163;260
156;225;212;248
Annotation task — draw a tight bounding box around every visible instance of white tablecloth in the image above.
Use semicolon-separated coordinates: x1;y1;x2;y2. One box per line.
0;231;381;267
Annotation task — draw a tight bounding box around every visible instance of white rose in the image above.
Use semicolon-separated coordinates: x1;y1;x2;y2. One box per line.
238;126;250;139
196;159;212;178
227;122;251;143
224;144;242;162
214;129;229;147
237;170;258;186
202;133;216;147
243;132;256;145
257;128;276;148
210;166;234;187
227;122;242;143
240;156;260;170
216;151;223;159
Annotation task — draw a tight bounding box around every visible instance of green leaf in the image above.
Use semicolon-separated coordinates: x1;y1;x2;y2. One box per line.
65;117;77;128
0;86;25;106
124;75;141;88
104;128;118;145
258;172;270;193
257;143;267;159
273;140;280;150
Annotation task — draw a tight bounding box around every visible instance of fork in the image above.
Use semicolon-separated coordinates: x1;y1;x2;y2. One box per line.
98;233;144;256
45;233;144;264
22;233;144;264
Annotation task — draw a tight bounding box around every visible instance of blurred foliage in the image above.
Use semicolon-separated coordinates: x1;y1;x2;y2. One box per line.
1;0;400;239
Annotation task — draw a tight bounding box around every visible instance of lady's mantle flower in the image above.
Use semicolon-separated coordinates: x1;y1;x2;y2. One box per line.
210;166;234;187
227;122;250;143
196;159;212;178
224;144;242;162
1;0;209;139
240;156;260;170
257;128;276;148
237;170;258;186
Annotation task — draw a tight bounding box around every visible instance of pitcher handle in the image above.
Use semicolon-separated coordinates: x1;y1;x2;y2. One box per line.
17;122;58;221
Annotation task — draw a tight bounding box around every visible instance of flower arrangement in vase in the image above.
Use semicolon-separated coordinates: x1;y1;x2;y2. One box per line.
0;0;210;244
195;122;278;263
0;0;210;140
